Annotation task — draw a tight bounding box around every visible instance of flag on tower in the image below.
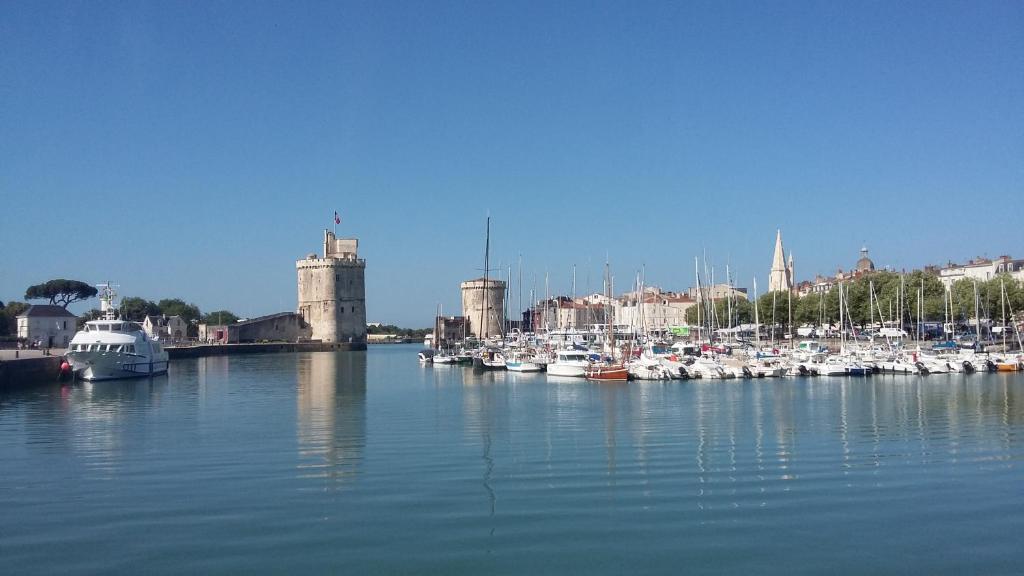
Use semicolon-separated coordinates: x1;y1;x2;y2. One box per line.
334;211;341;225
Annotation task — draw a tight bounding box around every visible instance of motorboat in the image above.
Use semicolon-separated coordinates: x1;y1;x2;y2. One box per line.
473;347;506;370
66;284;169;381
505;349;545;372
547;349;590;377
432;349;457;364
627;359;673;380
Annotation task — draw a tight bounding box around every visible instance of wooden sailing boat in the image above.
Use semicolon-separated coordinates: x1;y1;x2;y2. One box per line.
585;260;629;381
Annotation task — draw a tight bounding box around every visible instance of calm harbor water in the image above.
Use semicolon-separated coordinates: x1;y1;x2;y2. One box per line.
2;344;1022;574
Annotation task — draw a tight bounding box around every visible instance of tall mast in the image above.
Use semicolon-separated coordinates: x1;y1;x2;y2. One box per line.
1002;279;1007;351
571;264;577;331
974;279;981;343
753;277;760;348
517;254;522;336
694;257;701;342
480;216;490;341
788;283;793;346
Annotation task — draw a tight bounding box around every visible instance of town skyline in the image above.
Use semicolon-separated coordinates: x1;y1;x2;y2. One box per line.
2;2;1021;326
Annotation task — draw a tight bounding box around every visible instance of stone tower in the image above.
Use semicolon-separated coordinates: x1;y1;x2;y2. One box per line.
768;229;794;292
460;278;506;339
296;230;367;343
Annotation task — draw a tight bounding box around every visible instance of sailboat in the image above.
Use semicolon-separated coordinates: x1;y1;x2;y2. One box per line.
585;261;629;381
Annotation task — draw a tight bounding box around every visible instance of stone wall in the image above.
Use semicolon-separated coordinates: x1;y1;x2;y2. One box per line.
229;312;311;343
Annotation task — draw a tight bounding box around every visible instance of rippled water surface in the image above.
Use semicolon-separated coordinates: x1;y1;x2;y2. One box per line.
2;345;1023;574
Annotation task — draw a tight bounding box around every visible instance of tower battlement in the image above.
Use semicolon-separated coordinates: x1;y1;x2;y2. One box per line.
297;229;367;343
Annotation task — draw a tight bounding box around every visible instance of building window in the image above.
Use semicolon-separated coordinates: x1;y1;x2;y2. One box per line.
336;274;340;281
351;306;355;313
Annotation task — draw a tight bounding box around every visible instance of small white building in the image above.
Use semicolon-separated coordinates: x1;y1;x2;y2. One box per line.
16;305;77;348
143;315;189;342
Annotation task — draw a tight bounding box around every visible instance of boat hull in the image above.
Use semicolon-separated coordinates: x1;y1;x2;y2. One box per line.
547;363;587;377
506;361;544;372
68;352;168;381
585;365;629;381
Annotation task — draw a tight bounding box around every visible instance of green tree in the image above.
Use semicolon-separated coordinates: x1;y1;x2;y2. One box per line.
119;297;160;321
77;309;104;329
157;299;202;324
24;279;98;308
201;310;239;325
756;291;792;331
0;301;29;336
157;299;201;337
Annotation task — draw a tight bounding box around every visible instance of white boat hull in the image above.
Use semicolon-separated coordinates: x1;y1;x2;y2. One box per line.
506;361;544;372
547;363;586;377
68;351;168;381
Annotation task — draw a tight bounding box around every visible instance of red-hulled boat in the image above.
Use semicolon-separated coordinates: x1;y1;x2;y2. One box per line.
585;362;630;381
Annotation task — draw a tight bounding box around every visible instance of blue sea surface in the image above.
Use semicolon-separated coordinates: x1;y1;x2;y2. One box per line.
1;345;1022;575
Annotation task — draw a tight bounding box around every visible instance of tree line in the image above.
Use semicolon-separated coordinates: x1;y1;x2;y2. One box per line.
367;324;431;339
685;271;1024;333
1;278;240;338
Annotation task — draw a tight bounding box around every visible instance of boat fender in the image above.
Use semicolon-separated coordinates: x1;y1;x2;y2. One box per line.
58;360;72;381
742;365;753;378
962;361;975;374
986;360;997;373
915;361;929;375
798;365;809;376
678;367;689;379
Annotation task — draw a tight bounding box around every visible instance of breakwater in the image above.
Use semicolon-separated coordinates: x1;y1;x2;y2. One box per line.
166;341;366;359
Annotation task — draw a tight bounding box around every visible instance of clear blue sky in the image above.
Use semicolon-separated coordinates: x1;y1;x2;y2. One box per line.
2;1;1022;326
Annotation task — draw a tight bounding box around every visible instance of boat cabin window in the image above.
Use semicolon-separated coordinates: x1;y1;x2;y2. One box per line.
112;324;122;332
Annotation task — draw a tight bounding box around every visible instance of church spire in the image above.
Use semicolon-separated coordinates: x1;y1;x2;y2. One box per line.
769;229;792;292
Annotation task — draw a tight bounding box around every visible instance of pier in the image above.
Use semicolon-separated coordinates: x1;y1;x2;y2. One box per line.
0;350;64;389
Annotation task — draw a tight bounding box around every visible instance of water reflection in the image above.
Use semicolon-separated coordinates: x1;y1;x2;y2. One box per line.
295;351;367;489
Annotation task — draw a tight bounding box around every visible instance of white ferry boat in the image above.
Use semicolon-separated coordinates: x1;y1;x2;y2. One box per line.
65;284;169;381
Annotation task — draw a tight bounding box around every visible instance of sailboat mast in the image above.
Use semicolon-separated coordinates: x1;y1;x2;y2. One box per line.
974;279;981;343
1002;279;1007;351
753;277;760;348
480;216;490;341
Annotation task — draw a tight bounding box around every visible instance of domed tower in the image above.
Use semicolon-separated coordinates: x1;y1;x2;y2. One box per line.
296;230;367;343
856;245;875;273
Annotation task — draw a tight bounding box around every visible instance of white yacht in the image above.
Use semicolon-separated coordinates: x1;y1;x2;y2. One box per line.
66;285;169;381
546;349;590;377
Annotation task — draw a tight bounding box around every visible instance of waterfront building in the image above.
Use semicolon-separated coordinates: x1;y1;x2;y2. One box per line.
767;229;794;293
16;304;76;348
433;315;468;345
685;283;749;302
460;278;506;339
938;255;1024;288
297;230;367;343
142;314;188;342
198;323;230;344
615;290;695;331
797;246;879;297
531;297;607;333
